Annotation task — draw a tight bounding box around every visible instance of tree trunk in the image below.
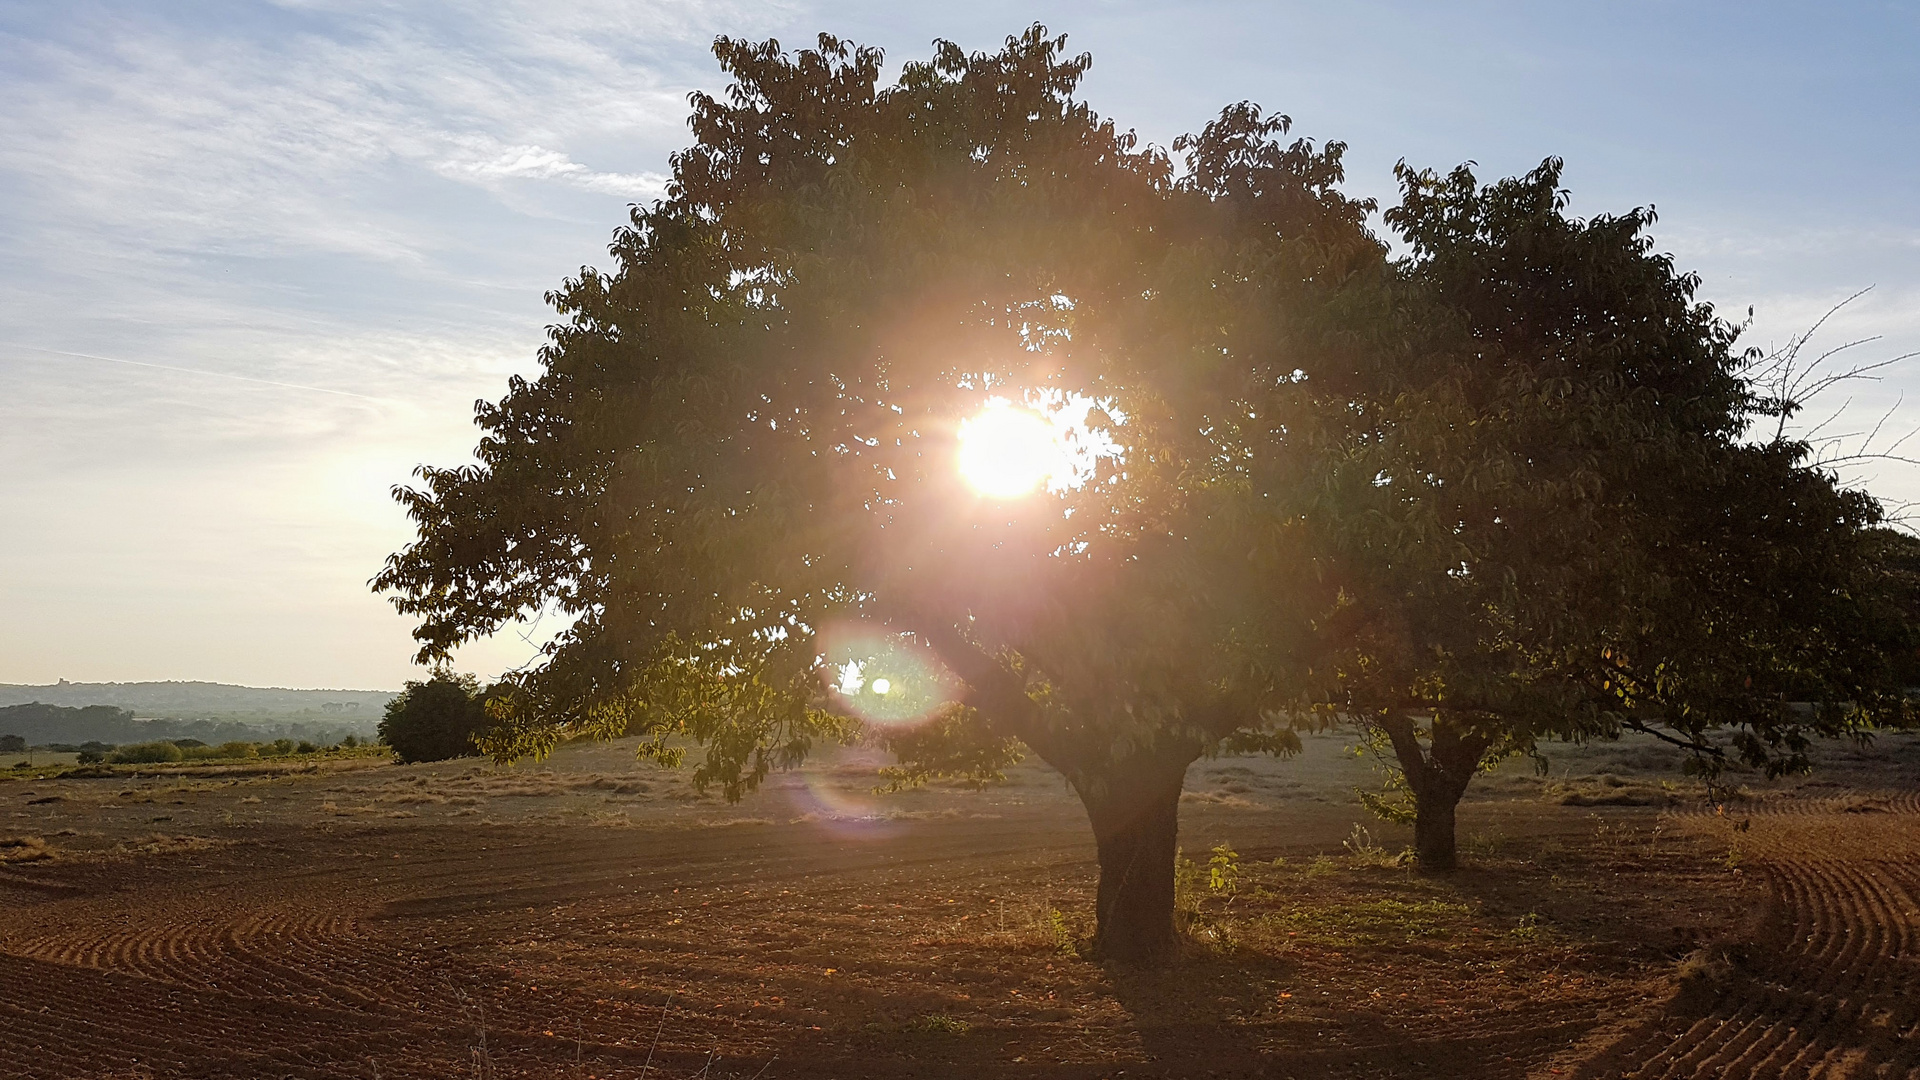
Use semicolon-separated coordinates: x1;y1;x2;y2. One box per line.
1377;712;1491;873
1412;783;1460;870
1072;755;1192;963
906;622;1203;962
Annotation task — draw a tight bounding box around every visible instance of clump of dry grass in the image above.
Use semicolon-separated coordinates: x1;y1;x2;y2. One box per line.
918;894;1088;955
0;835;52;863
1180;789;1257;808
116;833;227;855
1673;943;1738;1008
1547;774;1675;806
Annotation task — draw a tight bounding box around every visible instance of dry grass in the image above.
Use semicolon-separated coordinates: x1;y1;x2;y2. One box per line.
1548;774;1678;807
113;833;228;855
0;835;52;863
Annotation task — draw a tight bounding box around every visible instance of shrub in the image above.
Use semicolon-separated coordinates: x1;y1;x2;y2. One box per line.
0;735;27;753
76;750;106;765
379;674;491;764
109;741;184;764
214;741;257;759
295;741;318;755
341;734;359;748
268;739;295;756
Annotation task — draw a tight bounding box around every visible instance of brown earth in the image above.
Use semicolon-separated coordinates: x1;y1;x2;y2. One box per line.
0;732;1914;1079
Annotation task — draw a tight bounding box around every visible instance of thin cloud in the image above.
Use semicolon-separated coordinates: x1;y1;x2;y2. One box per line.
2;344;395;403
438;144;669;198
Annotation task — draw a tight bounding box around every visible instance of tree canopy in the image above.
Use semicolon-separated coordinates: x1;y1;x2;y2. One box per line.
1293;159;1914;865
376;26;1912;953
379;674;492;764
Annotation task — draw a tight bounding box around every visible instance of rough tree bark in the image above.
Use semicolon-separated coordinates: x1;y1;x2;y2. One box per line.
1377;712;1492;872
917;622;1201;961
1067;751;1195;961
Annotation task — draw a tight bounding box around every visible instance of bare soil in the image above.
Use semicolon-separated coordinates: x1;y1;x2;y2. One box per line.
1;731;1915;1079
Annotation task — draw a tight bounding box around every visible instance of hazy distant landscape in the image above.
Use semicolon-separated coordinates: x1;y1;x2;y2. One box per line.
0;682;391;745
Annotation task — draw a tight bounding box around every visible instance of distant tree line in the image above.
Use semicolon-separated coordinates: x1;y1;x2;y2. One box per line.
5;730;373;769
0;703;366;748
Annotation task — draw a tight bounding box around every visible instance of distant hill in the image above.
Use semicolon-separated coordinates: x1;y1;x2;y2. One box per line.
0;680;394;719
0;704;143;745
0;701;379;747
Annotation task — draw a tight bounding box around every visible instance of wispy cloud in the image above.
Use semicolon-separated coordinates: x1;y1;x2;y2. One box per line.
436;142;669;198
0;0;1914;686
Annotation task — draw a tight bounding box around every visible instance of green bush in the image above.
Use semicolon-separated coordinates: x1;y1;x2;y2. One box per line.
295;741;318;755
76;750;106;765
110;741;185;764
268;739;295;756
379;674;491;764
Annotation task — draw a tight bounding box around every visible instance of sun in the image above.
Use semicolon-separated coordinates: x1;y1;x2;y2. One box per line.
957;400;1070;498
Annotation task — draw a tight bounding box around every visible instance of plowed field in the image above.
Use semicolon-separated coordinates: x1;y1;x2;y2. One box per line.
1565;790;1920;1080
2;734;1914;1079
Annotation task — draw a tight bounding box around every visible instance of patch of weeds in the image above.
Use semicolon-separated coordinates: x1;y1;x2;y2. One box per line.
1046;909;1079;956
1511;912;1544;941
1176;844;1241;918
1208;843;1241;896
906;1014;972;1036
968;896;1078;953
1465;830;1509;859
1305;854;1338;878
1175;844;1244;949
1262;898;1472;947
1342;824;1411;868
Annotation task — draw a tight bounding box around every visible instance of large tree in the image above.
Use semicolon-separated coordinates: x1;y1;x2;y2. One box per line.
375;29;1378;959
1307;160;1914;868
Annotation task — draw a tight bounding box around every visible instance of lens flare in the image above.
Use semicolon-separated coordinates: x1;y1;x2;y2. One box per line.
818;623;958;729
776;747;911;841
957;400;1071;498
803;626;963;840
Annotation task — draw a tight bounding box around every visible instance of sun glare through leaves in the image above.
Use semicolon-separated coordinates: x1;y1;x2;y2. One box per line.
955;394;1120;500
957;399;1073;498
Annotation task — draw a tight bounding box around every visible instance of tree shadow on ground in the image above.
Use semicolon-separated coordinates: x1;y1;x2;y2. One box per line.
1098;944;1553;1080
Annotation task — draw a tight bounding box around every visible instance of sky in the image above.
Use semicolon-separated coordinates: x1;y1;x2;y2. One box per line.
2;1;1915;691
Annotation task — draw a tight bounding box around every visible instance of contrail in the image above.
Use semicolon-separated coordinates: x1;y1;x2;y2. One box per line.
3;343;395;403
